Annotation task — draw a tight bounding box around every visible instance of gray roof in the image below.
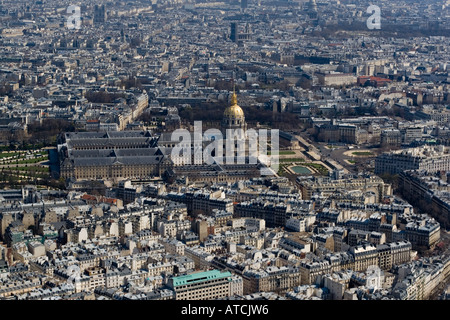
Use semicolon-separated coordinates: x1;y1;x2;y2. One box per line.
67;137;157;149
72;155;165;166
65;130;152;140
69;148;162;158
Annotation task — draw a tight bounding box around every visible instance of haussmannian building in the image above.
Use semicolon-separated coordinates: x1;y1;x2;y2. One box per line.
299;241;412;285
398;169;450;229
375;145;450;175
380;129;402;149
234;200;290;228
242;266;302;295
167;190;234;216
297;175;392;202
317;123;368;145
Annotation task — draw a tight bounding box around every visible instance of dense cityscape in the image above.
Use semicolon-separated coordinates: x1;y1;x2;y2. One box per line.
0;0;449;303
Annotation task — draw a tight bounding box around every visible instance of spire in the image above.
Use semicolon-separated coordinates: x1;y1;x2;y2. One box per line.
230;79;238;105
231;91;237;106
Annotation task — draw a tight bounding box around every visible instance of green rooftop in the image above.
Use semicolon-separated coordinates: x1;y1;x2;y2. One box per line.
170;270;232;287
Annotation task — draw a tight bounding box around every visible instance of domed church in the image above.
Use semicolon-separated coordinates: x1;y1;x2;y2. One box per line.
221;91;247;137
220;91;250;164
162;90;277;182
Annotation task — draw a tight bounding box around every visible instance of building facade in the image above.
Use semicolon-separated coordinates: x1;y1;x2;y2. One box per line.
167;269;242;300
375;145;450;175
58;131;172;182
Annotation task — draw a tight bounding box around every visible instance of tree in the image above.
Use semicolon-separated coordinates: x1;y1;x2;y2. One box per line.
379;173;399;192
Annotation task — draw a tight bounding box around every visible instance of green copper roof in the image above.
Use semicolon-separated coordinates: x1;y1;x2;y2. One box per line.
171;269;232;287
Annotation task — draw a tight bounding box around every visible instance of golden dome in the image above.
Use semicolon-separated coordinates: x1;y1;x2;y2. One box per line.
223;92;245;118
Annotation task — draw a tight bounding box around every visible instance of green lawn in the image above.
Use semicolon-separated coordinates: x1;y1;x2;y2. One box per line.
303;163;329;175
14;166;49;173
15;156;49;164
1;155;48;164
280;158;305;163
0;152;22;159
269;150;296;155
4;166;50;180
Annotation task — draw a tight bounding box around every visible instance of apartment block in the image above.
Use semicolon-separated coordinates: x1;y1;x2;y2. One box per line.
167;269;242;300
